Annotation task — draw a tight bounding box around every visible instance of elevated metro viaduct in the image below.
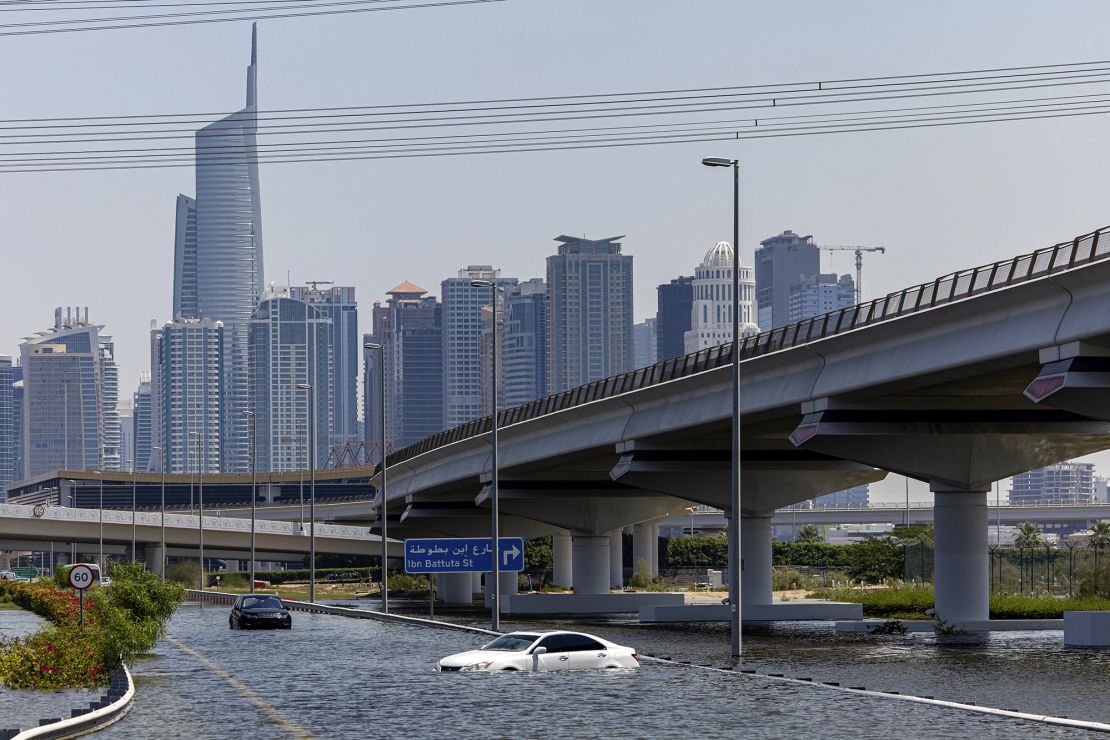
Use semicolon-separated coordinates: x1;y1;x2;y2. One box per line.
357;225;1110;623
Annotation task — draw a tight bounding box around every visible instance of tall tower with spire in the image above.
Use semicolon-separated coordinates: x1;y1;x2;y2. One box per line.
171;24;264;472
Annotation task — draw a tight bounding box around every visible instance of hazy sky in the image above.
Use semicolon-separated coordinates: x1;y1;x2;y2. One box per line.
4;0;1110;500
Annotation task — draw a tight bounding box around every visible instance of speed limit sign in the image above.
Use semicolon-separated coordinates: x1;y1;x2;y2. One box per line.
68;564;94;591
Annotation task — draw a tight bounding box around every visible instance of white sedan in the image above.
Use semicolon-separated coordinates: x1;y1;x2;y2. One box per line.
438;630;638;672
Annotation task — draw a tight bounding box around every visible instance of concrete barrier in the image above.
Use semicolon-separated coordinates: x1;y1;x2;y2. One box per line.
12;665;133;740
1064;611;1110;647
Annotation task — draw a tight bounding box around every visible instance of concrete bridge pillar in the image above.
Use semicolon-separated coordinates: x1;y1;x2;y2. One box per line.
552;533;573;588
932;485;989;622
632;523;653;579
650;524;660;578
471;572;483;596
143;546;165;578
609;529;623;589
742;514;774;606
440;573;472;605
571;535;610;594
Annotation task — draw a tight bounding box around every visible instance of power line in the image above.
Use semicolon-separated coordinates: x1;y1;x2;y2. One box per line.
0;0;504;35
3;103;1109;173
3;58;1110;125
5;71;1110;144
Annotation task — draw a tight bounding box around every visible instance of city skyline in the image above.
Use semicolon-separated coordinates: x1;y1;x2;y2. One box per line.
6;2;1110;498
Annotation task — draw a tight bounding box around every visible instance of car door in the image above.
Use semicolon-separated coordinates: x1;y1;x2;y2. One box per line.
563;635;609;670
532;635;571;671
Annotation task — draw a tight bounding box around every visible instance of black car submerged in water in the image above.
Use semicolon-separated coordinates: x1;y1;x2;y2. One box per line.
229;594;292;630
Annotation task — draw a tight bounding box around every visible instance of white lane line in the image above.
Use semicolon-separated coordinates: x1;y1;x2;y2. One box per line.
167;636;315;739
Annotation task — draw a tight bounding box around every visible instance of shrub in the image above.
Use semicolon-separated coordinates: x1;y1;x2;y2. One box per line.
665;536;727;568
0;563;184;690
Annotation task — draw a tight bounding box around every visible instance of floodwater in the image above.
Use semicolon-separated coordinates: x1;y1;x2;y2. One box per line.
88;604;1099;739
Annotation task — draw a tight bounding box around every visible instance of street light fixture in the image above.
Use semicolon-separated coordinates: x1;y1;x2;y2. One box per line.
702;154;743;659
470;278;502;631
244;410;258;591
153;446;166;577
364;342;389;613
297;382;317;603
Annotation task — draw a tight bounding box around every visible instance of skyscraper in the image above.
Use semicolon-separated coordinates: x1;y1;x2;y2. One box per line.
632;319;657;368
442;267;517;429
290;285;358;448
684;241;758;353
249;289;332;473
172;194;198;320
754;230;820;330
368;282;444;449
132;373;153;473
11;368;22;484
155;318;223;474
172;25;264;472
502;278;548;408
118;398;133;472
655;275;693;361
788;273;856;323
19;308;108;478
547;235;633;392
0;357;13;491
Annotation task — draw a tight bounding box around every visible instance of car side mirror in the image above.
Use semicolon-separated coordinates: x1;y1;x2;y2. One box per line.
532;646;547;655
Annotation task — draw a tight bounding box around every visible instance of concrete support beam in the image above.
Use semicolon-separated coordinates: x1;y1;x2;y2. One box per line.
552;533;572;588
440;573;472;605
742;514;773;606
143;546;165;578
933;485;990;622
632;523;653;579
650;524;660;578
571;535;610;595
609;529;623;589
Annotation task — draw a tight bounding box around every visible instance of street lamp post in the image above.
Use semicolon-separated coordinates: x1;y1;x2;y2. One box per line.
191;431;204;590
128;459;136;564
153;446;166;577
244;410;257;591
702;155;743;659
470;279;501;631
364;343;389;613
297;383;317;603
96;471;104;570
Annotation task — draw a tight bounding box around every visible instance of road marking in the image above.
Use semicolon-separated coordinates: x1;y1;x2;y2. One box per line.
166;636;314;739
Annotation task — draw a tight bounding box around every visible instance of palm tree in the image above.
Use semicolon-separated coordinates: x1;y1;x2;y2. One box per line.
796;524;822;543
1014;523;1042;593
1089;521;1110;570
1014;523;1043;549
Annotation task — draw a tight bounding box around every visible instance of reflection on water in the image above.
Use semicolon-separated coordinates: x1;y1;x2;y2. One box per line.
96;605;1097;739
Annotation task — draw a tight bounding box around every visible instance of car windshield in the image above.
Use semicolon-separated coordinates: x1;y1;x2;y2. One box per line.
481;634;539;652
242;596;283;609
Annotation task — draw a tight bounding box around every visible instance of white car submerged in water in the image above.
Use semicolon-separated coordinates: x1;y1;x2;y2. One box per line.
438;630;638;672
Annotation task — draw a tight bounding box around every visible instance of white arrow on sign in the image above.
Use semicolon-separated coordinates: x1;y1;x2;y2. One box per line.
502;543;521;566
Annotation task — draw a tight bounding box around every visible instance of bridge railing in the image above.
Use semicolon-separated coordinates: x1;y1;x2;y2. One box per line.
384;225;1110;469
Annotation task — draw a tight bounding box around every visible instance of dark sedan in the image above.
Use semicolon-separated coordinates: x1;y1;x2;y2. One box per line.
229;594;292;630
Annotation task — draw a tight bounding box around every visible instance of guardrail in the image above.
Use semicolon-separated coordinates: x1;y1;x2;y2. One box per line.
6;664;134;740
384;225;1110;469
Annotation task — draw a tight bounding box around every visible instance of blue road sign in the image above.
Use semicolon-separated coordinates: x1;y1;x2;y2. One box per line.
404;537;525;574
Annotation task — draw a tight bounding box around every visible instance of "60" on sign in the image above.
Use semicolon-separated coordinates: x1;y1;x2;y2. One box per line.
67;564;95;590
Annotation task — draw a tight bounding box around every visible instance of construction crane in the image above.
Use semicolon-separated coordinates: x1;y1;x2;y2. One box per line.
818;245;886;304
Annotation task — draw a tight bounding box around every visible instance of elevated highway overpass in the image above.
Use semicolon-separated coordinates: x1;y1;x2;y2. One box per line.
0;503;400;572
362;225;1110;622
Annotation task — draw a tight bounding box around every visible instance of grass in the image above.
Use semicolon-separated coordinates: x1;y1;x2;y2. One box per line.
807;583;1110;619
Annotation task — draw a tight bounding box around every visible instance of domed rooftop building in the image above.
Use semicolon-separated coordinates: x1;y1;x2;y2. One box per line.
683;241;759;353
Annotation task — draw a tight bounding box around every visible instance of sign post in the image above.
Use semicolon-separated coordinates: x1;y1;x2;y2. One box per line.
404;537;525;575
67;564;94;626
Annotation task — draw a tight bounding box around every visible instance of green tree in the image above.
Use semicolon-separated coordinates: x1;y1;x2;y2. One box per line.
1014;523;1043;549
843;537;904;583
524;536;552;575
796;524;822;543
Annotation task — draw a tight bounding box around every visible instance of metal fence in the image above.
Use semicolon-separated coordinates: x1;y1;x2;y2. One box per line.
385;224;1110;469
